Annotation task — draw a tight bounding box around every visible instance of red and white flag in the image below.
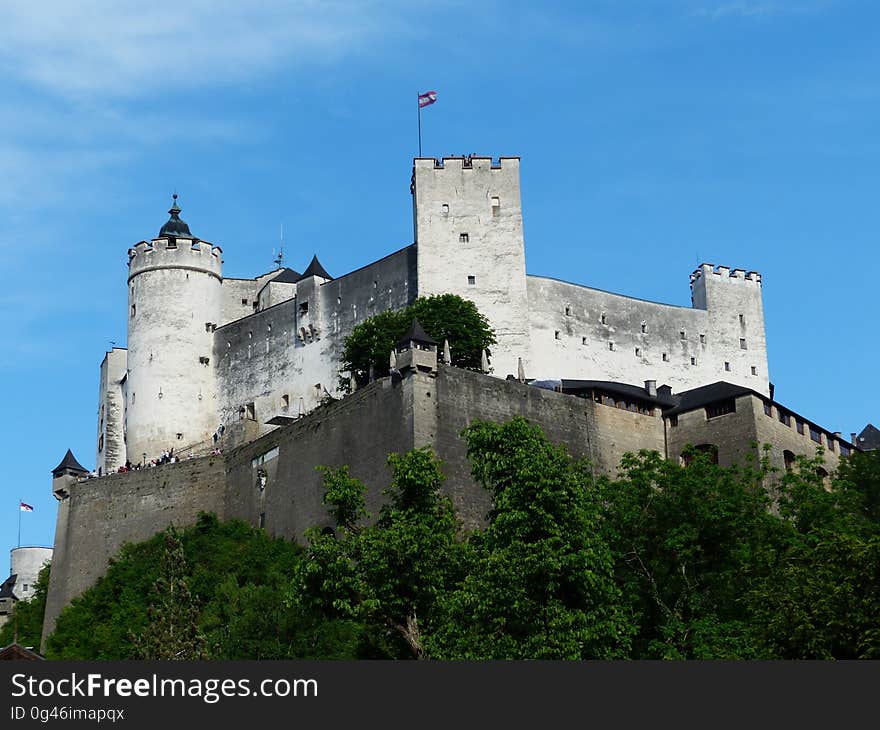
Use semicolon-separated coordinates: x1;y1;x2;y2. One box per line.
19;502;34;512
418;91;437;108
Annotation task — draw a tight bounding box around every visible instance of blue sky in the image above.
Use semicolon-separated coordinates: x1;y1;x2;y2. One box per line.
1;0;877;563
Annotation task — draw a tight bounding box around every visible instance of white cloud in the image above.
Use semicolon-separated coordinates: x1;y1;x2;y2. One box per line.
0;1;406;99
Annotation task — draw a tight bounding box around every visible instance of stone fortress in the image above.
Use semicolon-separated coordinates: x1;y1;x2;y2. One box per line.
41;154;872;645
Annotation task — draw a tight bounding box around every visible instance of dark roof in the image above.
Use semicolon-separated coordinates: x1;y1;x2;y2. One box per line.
298;255;332;281
0;575;18;600
664;381;754;417
857;424;880;451
270;267;302;284
0;643;45;661
51;449;88;477
158;194;195;239
556;379;677;409
396;318;438;349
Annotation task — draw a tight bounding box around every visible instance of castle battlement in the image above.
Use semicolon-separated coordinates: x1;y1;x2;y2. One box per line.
127;238;222;280
414;155;519;171
690;263;762;287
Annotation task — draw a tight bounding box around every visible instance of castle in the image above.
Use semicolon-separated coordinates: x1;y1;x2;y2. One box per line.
42;154;863;645
97;155;772;474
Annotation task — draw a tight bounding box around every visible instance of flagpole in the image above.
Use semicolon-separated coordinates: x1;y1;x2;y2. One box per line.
417;94;422;157
18;497;22;548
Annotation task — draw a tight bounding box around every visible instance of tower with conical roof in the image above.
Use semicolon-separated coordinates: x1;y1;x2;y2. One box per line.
125;195;223;462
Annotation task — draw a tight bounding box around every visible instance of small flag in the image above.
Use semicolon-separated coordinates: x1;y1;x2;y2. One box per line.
418;91;437;108
20;502;34;512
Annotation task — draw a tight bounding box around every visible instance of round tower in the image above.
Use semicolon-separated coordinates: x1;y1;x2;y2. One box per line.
125;196;222;462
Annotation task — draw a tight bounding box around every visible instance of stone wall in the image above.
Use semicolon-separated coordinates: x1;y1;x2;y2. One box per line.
42;456;227;643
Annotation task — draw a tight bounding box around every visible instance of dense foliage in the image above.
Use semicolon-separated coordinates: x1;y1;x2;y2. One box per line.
42;424;880;660
0;563;49;649
340;293;496;389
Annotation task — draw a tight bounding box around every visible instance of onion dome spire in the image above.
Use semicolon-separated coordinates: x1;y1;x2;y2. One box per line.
158;193;194;239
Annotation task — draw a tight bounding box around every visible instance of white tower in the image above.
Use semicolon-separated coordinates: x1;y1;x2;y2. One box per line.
412;156;530;379
125;196;222;462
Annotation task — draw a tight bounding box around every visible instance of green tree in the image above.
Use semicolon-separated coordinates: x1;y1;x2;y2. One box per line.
292;450;465;658
428;417;631;659
131;529;207;660
340;294;495;389
0;563;50;649
746;452;880;658
597;448;784;659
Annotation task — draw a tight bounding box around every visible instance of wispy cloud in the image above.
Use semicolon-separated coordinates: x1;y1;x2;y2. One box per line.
0;0;407;99
693;1;829;20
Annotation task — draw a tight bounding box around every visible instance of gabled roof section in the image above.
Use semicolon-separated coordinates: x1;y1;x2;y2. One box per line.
396;318;438;349
51;449;88;477
553;380;678;409
298;255;332;281
270;267;302;284
664;381;754;417
857;424;880;451
0;643;45;661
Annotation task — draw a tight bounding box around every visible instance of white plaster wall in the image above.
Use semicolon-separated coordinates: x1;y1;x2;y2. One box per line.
527;269;769;394
258;280;297;311
95;348;127;474
126;239;222;461
10;547;52;601
220;272;278;326
691;264;770;396
413;157;530;378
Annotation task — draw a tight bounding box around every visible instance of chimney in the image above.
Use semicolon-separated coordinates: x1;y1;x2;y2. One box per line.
851;432;857;444
644;380;657;397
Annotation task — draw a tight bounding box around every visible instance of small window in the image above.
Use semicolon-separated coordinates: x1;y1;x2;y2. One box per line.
796;420;804;435
373;280;378;289
246;402;256;421
564;306;572;316
751;366;757;376
468;275;476;285
441;203;449;215
459;233;469;243
784;450;796;472
724;361;731;371
581;337;587;345
281;394;289;410
337;296;342;305
205;322;212;332
227;341;231;349
662;353;669;362
259;512;266;529
98;434;104;452
764;402;772;417
690;357;697;365
640;322;647;333
699;334;705;344
554;331;561;340
299;301;309;315
248;331;253;339
827;438;835;453
840;443;851;457
635;347;641;357
22;584;28;592
777;410;791;427
132;392;135;404
739;314;745;325
809;426;821;444
199;356;210;365
680;330;686;340
176;432;183;440
491;196;500;210
608;341;615;351
241;298;248;305
166;240;177;250
130;304;136;317
600;313;607;325
740;338;747;350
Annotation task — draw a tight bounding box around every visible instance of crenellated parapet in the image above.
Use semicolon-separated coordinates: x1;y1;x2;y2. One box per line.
128;238;223;282
690;262;762;288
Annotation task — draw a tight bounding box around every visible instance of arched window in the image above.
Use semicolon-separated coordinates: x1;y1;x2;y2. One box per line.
783;450;796;472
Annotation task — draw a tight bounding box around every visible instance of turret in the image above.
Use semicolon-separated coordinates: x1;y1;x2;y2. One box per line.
395;318;438;374
125;195;222;461
51;449;88;499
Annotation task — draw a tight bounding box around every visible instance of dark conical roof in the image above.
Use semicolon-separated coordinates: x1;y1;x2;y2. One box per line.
396;318;438;349
51;449;88;477
298;255;332;281
158;194;194;239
